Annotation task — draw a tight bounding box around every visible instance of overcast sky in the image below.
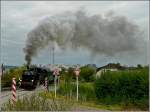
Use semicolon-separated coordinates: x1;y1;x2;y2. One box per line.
1;1;149;67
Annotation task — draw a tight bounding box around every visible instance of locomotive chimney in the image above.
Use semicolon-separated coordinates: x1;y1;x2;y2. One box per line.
26;62;30;70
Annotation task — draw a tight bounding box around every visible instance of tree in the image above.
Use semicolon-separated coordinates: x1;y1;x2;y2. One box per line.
80;66;95;82
137;64;142;68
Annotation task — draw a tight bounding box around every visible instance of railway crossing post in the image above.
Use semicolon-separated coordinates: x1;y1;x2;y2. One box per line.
74;67;80;101
11;78;17;104
55;75;57;98
53;68;59;98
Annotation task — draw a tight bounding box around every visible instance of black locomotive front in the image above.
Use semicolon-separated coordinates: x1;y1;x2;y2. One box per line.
20;70;38;89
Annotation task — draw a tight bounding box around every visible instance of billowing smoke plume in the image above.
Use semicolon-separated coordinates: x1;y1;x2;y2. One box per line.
24;10;143;65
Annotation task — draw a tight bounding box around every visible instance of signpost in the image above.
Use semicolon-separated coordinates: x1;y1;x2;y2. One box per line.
74;67;80;101
53;68;59;98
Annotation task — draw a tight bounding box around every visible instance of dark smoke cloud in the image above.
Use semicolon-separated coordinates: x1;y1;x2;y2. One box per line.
24;10;144;65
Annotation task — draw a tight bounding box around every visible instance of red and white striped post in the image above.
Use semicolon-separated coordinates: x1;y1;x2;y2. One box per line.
11;78;17;104
45;77;48;91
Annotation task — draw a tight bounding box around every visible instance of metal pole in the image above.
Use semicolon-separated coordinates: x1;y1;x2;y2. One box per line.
55;75;57;98
57;76;60;87
76;76;78;101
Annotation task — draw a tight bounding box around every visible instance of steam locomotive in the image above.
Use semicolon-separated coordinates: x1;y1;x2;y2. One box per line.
20;67;55;89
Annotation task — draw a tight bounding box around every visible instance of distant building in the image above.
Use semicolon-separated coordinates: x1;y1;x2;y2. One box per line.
96;68;118;78
96;63;124;78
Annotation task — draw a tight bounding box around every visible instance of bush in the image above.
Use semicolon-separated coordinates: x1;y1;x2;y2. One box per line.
1;67;26;87
79;66;96;82
94;68;149;110
59;67;74;84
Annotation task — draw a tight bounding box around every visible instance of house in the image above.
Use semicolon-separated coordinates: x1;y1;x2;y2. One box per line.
96;63;124;78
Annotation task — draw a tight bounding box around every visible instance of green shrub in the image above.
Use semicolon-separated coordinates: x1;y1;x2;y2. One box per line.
1;67;26;87
79;66;96;82
94;68;149;110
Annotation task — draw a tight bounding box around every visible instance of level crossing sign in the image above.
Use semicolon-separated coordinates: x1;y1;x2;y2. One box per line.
53;68;60;98
53;69;59;76
74;68;80;76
